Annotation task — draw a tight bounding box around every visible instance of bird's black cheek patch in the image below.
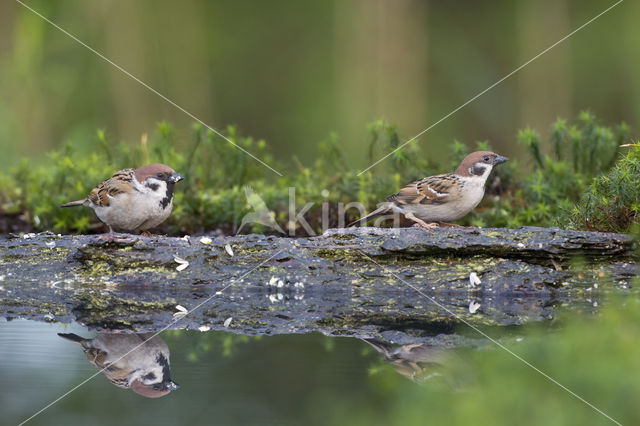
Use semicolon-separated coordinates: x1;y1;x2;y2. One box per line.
471;164;487;176
147;183;160;191
142;372;157;381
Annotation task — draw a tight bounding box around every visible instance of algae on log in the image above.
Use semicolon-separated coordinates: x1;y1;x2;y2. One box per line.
0;226;636;345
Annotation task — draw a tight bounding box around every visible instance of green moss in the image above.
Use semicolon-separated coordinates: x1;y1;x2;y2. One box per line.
562;146;640;233
0;113;633;235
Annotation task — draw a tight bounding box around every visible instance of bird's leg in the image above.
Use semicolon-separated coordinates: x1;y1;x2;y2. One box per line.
404;212;438;230
108;225;114;233
141;230;154;237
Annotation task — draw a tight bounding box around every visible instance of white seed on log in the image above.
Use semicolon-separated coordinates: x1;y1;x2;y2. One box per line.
469;272;481;287
223;317;233;327
174;255;189;271
225;243;234;257
469;301;481;314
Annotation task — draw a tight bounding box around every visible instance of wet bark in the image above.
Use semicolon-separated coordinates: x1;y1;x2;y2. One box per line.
0;226;636;345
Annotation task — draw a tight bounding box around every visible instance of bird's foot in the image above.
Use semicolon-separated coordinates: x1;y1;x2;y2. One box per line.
141;231;155;237
411;222;438;230
404;212;438;230
95;234;135;244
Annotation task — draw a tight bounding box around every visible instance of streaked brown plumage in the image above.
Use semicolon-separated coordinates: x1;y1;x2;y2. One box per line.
61;163;183;233
349;151;508;228
58;332;179;398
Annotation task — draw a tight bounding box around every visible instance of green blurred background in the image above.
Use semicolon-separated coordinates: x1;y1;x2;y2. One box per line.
0;0;637;171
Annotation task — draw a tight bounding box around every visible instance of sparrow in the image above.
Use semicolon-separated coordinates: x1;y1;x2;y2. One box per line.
362;339;450;384
348;151;508;228
58;332;179;398
61;163;184;233
363;339;472;389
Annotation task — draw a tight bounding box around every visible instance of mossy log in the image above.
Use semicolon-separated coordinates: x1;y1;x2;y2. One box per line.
0;226;636;345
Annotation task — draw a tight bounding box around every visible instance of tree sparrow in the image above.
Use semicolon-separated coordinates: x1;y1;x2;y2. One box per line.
349;151;508;228
58;332;179;398
61;163;184;233
362;339;450;384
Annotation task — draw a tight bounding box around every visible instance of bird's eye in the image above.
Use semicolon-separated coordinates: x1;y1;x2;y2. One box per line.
153;384;161;391
483;156;491;162
157;173;164;178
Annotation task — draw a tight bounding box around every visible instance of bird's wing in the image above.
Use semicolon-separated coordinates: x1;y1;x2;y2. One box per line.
83;347;131;388
87;168;136;207
386;174;462;206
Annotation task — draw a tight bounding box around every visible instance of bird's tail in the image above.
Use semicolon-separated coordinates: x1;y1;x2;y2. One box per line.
361;338;393;357
347;205;389;227
60;199;86;208
57;333;87;345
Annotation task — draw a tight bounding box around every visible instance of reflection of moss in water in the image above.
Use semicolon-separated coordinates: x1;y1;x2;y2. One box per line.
323;292;640;425
163;330;261;361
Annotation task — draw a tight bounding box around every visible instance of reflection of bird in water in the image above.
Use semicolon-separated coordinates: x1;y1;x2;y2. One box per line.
363;338;460;386
237;186;284;234
58;333;179;398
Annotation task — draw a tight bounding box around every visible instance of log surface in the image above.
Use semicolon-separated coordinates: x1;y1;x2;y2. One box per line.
0;226;636;345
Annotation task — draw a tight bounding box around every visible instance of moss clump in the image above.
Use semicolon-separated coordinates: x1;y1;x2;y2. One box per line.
0;112;633;235
463;111;630;228
563;146;640;233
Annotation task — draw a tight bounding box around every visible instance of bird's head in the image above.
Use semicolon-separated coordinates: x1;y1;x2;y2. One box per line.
135;163;184;189
455;151;508;179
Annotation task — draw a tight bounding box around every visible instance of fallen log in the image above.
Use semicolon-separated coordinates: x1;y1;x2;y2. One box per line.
0;226;636;345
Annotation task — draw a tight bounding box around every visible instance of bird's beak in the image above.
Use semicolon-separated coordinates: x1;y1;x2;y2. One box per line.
171;173;184;183
493;155;508;165
165;380;180;391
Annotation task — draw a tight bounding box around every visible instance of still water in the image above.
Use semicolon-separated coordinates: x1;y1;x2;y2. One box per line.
3;301;640;426
1;319;452;426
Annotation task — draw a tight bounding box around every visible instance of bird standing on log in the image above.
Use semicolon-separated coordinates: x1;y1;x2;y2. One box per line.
61;163;183;233
349;151;508;228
